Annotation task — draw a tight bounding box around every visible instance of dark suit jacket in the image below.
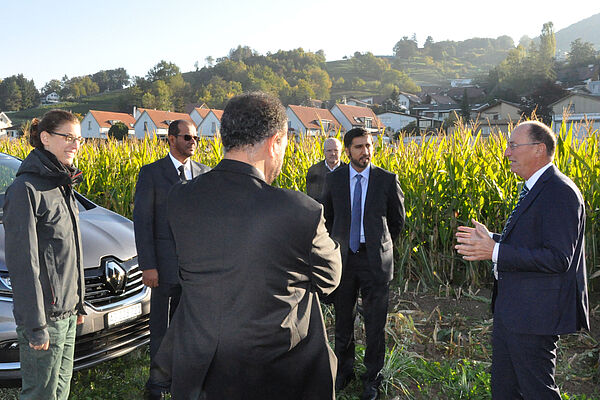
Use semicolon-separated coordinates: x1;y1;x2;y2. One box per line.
154;159;342;400
133;155;210;285
493;165;589;335
305;160;344;202
322;164;405;283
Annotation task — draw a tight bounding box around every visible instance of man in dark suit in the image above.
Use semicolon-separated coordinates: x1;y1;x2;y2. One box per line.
322;127;405;400
306;137;343;201
133;119;210;400
152;92;342;400
456;121;589;399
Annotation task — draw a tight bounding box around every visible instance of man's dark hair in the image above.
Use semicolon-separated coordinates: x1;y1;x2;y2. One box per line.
343;127;370;148
220;92;287;152
168;119;192;136
522;121;556;157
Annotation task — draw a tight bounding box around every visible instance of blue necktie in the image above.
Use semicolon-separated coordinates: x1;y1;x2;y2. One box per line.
500;183;529;241
350;174;363;253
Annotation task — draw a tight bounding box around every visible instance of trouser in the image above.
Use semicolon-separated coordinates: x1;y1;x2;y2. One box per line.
147;282;181;394
17;314;77;400
491;316;560;400
334;247;389;386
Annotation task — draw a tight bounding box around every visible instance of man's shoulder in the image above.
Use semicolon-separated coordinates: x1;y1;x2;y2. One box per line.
191;160;211;173
543;166;583;204
140;155;170;172
307;160;325;173
370;164;396;178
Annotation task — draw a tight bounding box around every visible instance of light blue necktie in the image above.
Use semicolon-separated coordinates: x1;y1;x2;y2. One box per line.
349;174;363;252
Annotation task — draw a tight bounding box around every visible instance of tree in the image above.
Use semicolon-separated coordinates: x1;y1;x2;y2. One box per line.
537;22;556;80
91;68;129;92
42;79;62;96
568;39;597;66
393;37;418;58
205;56;214;67
519;79;567;124
108;121;129;140
146;60;181;82
228;45;257;62
0;74;39;111
460;88;471;121
0;79;22;111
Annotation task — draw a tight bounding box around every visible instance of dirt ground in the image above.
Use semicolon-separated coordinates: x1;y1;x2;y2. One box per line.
385;286;600;398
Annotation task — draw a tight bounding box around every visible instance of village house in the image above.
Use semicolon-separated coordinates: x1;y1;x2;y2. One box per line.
286;105;341;136
81;110;136;139
330;103;383;134
470;100;523;136
134;108;194;139
376;111;417;133
189;106;211;127
550;93;600;138
197;109;224;137
41;92;60;105
0;112;12;137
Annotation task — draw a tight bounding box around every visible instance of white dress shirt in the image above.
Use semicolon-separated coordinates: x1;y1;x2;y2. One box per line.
349;164;370;243
492;162;554;267
169;152;192;180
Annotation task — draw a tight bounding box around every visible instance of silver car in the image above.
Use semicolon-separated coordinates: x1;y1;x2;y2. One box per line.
0;152;150;380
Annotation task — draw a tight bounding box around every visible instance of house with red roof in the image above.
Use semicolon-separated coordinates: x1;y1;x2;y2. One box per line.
286;105;341;136
190;105;211;127
81;110;136;139
134;108;194;138
330;103;383;134
197;109;224;137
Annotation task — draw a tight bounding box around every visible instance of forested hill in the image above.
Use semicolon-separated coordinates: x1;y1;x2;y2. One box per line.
555;13;600;53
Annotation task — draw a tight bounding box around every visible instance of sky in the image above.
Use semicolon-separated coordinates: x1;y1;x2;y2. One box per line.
2;0;599;89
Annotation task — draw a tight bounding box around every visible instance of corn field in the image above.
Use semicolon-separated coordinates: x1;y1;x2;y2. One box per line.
1;122;598;290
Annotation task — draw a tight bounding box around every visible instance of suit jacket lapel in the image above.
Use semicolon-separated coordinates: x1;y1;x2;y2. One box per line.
364;164;378;213
502;166;555;240
160;155;180;185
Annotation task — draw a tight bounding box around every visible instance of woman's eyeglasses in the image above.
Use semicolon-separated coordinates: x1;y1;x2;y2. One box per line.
48;131;86;144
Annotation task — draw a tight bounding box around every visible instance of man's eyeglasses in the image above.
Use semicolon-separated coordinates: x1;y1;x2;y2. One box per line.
175;134;200;143
506;142;540;150
48;131;85;144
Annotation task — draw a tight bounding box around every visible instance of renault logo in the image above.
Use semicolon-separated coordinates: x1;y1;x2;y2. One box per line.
105;260;126;294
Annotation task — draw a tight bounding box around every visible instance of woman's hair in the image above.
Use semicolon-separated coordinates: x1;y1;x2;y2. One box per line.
29;109;80;149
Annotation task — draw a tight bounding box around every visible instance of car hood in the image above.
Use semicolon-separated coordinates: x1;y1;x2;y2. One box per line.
0;205;137;272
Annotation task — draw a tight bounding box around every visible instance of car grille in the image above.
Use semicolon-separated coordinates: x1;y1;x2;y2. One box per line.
84;257;143;308
73;315;150;371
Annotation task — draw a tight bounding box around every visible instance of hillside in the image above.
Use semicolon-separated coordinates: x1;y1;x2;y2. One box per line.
6;90;129;127
555;13;600;53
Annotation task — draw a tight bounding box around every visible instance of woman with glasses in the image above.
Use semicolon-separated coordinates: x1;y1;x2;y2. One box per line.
3;109;86;400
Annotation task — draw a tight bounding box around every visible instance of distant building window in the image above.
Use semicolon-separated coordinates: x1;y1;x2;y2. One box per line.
144;122;148;132
88;121;92;130
211;122;217;134
288;121;292;129
566;104;575;114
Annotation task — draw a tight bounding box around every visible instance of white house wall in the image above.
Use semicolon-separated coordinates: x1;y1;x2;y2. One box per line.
330;106;352;132
81;114;103;138
190;109;204;127
377;113;417;131
197;113;220;136
134;113;161;138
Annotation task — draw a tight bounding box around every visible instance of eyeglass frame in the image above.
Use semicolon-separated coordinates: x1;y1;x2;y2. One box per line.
174;134;200;142
506;141;541;150
47;131;85;144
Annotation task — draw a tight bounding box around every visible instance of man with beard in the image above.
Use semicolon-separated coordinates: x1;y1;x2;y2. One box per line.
305;137;344;202
322;127;405;400
133;119;210;399
153;92;342;399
